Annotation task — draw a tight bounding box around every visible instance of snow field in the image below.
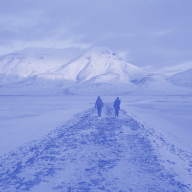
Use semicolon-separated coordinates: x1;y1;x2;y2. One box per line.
0;95;95;156
0;95;192;191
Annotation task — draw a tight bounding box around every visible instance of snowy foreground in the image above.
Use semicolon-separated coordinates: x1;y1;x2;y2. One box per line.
0;96;192;191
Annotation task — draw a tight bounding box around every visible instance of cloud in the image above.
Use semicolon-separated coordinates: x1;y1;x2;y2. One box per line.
153;30;172;36
141;61;192;75
0;0;192;72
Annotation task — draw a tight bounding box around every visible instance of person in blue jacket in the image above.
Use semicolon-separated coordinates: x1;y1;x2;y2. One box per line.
113;97;121;117
95;96;103;117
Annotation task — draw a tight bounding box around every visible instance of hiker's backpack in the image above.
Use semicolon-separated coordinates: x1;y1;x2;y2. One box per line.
97;99;102;106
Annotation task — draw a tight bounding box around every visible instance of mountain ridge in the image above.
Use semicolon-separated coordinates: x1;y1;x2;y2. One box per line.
167;68;192;88
0;46;192;95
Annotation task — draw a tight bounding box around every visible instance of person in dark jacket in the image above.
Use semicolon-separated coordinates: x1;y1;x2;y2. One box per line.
113;97;121;117
95;96;103;117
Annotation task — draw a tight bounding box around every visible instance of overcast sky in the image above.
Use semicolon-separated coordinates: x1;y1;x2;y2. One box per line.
0;0;192;74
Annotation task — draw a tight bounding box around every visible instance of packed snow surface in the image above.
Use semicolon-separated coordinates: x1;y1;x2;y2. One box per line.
0;95;192;191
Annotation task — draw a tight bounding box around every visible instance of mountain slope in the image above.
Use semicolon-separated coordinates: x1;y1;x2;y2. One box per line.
0;47;86;84
129;73;192;95
167;68;192;88
53;47;146;94
45;47;146;83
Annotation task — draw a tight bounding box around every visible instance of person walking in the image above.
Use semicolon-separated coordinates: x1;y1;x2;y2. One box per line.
95;96;103;117
113;97;121;117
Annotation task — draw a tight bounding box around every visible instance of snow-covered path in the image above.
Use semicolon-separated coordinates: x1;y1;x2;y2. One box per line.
0;104;191;192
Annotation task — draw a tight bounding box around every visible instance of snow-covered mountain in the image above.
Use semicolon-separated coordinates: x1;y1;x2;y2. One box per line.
128;73;192;95
0;46;191;95
0;47;86;84
0;47;144;95
167;68;192;88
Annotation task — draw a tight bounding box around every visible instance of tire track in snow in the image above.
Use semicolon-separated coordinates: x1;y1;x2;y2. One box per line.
0;104;191;192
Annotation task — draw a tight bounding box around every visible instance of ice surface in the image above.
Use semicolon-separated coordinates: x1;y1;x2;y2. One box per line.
0;95;192;191
121;96;192;153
